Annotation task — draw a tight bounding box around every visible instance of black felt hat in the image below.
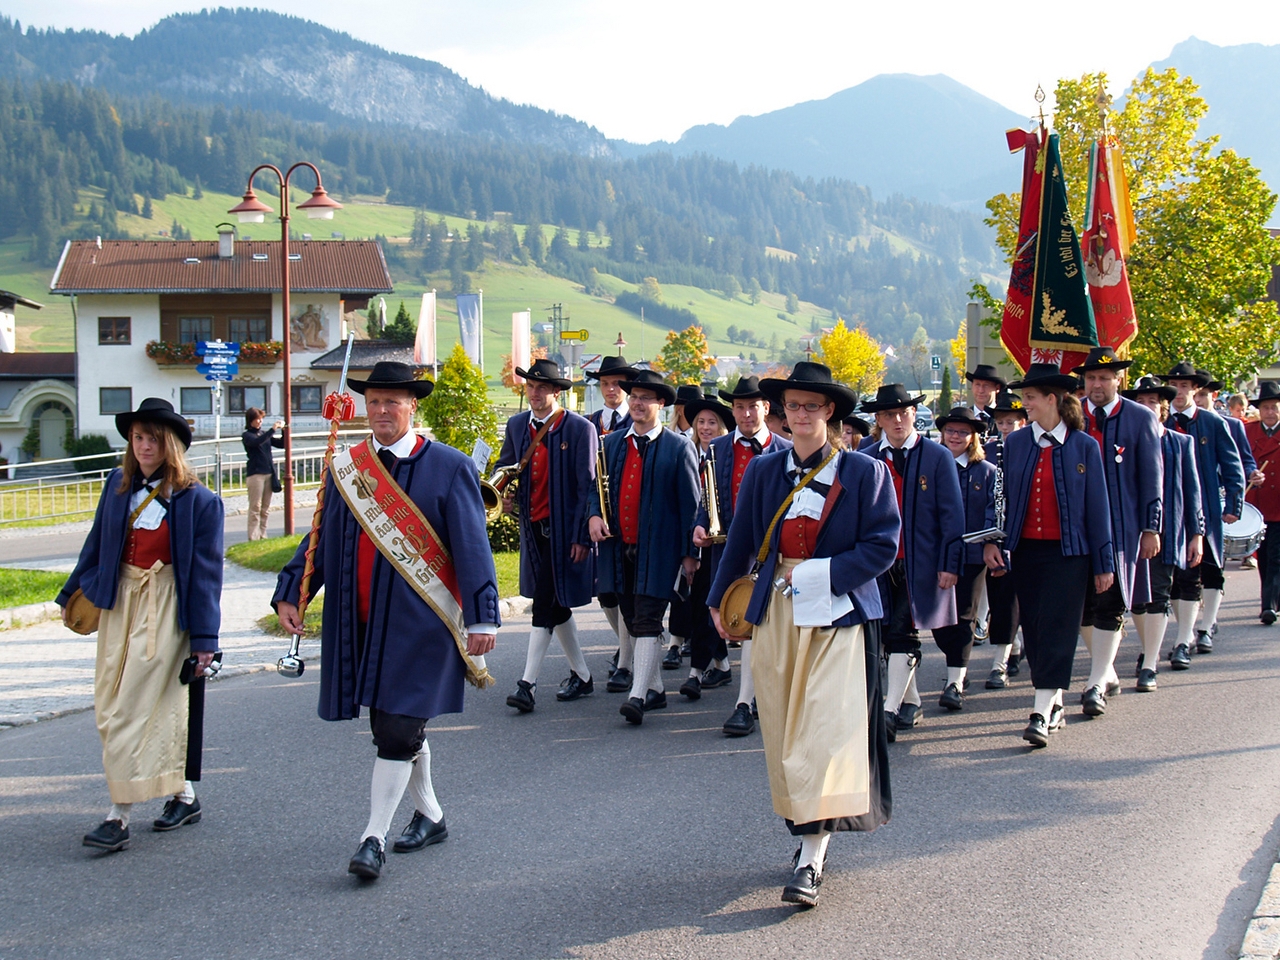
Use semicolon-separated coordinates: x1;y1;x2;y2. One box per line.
346;361;434;398
1163;361;1211;387
674;384;705;405
935;406;987;430
1250;381;1280;407
841;414;871;437
1007;363;1079;392
116;397;193;449
585;355;639;380
719;375;767;403
620;369;677;405
965;364;1008;388
760;362;858;421
988;390;1028;416
1196;370;1224;392
515;357;572;390
1073;346;1133;373
1121;375;1177;402
859;383;927;414
684;395;736;431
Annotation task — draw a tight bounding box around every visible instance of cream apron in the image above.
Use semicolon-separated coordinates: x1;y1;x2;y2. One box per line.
752;557;870;825
94;561;190;804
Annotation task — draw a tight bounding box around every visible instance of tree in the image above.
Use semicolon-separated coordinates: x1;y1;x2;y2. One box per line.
904;325;930;392
141;195;153;219
420;343;498;459
381;301;416;343
815;320;885;398
726;324;740;344
523;221;545;265
499;345;549;403
639;276;663;302
748;277;763;305
191;175;203;200
949;320;966;390
982;68;1280;383
723;275;742;301
938;365;952;413
652;325;713;385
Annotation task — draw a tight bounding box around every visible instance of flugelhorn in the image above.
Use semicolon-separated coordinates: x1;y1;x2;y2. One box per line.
595;445;612;538
480;465;520;522
701;445;727;544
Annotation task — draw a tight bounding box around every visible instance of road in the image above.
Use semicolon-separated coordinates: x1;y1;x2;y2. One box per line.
0;571;1277;959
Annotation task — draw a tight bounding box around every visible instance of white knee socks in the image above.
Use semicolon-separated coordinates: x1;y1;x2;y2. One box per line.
629;635;663;699
946;666;967;688
990;643;1012;670
177;780;196;803
1173;598;1200;648
1142;612;1169;666
1080;624;1094;655
108;802;132;828
736;639;755;706
521;626;553;686
362;757;414;846
1033;687;1060;719
669;634;683;653
603;604;621;637
884;652;913;713
407;742;443;822
903;662;921;706
618;619;635;673
554;618;591;681
797;831;831;871
1086;627;1123;690
1199;588;1223;633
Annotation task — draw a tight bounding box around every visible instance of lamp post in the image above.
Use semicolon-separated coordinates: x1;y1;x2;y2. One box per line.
229;162;341;535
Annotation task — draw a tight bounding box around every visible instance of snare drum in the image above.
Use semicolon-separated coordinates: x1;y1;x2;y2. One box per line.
1222;501;1265;559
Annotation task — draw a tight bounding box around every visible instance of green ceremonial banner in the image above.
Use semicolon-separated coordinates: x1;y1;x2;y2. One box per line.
1030;133;1098;352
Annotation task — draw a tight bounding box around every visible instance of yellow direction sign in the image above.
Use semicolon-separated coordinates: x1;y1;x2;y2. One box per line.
560;329;590;342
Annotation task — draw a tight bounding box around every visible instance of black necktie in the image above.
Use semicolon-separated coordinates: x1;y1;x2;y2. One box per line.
1042;433;1062;448
787;447;832;496
742;437;762;456
1175;412;1192;432
890;447;906;477
609;410;618;431
1266;425;1278;438
634;435;649;458
378;448;396;473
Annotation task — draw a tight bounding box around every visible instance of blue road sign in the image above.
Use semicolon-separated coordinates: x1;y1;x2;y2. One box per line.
197;360;239;378
196;340;241;358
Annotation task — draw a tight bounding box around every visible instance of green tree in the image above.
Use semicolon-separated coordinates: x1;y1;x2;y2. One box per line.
982;68;1280;383
723;275;742;301
815;319;885;397
652;325;713;385
382;301;416;343
420;343;498;458
141;195;153;219
639;276;663;302
938;365;952;413
523;221;545;264
905;326;930;392
786;291;800;314
192;175;203;200
748;277;763;305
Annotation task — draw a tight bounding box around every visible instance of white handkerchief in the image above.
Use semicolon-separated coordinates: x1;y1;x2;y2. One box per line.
789;557;854;627
129;487;166;530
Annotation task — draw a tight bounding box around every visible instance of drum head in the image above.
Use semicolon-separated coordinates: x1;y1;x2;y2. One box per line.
1223;500;1264;537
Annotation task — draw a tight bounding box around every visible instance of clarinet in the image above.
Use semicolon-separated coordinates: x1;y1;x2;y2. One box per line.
993;436;1007;536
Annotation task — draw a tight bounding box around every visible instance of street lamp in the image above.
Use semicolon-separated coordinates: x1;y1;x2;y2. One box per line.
229;162;341;535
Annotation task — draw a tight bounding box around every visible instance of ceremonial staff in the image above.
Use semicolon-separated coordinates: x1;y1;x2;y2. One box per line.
278;332;356;677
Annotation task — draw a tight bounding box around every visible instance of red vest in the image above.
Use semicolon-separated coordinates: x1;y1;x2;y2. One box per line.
358;435;426;624
779;515;820;560
731;435;767;508
1021;445;1062;540
618;436;645;545
886;454;907;559
124;518;172;567
526;417;553;522
1246;420;1280;521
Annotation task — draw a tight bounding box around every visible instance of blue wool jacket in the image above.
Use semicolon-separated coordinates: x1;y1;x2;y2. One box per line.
1225;415;1257;477
1165;405;1245;565
955;456;997;566
59;471;225;650
590;427;700;600
588;407;632;436
497;409;598;609
1133;430;1205;606
998;427;1114;572
706;448;899;628
692;430;792;569
273;437;500;722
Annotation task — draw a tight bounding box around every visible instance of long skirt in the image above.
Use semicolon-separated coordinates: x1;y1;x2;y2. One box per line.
94;562;190;804
752;557;891;834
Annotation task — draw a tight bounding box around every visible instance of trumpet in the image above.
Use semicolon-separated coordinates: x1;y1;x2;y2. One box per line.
701;445;727;544
595;445;612;538
480;465;520;522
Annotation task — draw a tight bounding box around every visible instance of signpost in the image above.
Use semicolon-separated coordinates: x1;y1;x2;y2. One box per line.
196;340;241;496
559;329;590;342
931;354;942;386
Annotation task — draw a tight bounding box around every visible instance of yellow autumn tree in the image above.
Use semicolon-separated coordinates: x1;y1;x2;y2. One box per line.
815;320;884;398
652;324;713;385
949;320;966;393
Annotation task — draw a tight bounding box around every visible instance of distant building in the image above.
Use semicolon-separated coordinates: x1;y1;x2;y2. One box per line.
0;352;76;463
49;236;393;445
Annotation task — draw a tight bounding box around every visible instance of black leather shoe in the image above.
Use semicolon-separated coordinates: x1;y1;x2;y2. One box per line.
679;676;702;700
1134;654;1145;678
1195;630;1213;654
152;796;201;832
781;864;822;907
1170;643;1191;670
985;667;1007;689
896;702;922;730
701;667;732;688
1023;713;1049;747
939;682;963;711
1136;668;1158;692
644;689;668;711
723;702;755;737
606;668;632;693
1081;685;1107;717
348;837;385;879
662;646;682;670
83;819;130;852
1007;656;1021;677
607;649;619;677
1047;703;1066;732
506;679;536;712
392;812;447;853
1262;610;1277;626
555;673;593;701
884;710;898;743
680;640;691;656
620;696;645;725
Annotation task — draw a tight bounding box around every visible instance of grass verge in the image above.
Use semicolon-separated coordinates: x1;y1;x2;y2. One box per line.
0;568;68;608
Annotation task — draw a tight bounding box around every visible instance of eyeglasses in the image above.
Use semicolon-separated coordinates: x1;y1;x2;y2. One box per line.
783;401;831;413
943;427;974;438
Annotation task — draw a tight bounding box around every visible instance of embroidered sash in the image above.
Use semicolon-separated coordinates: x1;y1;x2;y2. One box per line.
332;437;493;689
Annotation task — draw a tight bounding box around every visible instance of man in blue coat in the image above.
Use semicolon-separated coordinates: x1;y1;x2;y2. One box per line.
858;383;965;738
1074;347;1163;717
496;359;598;713
589;370;700;725
274;362;500;881
692;375;792;735
1164;361;1245;662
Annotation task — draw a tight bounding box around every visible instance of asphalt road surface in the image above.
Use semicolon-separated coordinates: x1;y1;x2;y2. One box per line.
1;575;1278;960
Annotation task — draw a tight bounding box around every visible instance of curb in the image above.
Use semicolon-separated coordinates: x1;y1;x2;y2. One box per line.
1240;861;1280;959
498;595;532;619
0;601;61;631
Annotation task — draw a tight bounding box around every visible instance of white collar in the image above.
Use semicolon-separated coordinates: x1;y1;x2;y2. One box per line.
374;430;419;459
529;403;560;427
625;422;663;441
1031;421;1069;446
1090;396;1121;417
954;452;970;467
879;430;920;452
1172;400;1198;419
603;396;629;421
734;425;772;447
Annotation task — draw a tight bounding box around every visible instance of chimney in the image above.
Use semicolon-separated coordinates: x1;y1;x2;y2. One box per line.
217;225;235;259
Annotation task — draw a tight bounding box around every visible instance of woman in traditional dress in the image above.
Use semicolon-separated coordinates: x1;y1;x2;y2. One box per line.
708;362;899;907
59;398;224;852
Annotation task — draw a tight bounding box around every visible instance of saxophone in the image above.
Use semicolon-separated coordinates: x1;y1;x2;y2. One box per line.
595;445;613;539
701;445;727;544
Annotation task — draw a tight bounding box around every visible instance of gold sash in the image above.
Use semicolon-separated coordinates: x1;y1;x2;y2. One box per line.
332;437;494;688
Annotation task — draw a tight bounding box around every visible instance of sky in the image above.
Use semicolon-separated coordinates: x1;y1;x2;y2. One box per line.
6;0;1280;143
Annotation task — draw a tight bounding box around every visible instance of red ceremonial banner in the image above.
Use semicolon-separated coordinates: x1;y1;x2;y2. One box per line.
999;128;1041;374
1083;139;1138;353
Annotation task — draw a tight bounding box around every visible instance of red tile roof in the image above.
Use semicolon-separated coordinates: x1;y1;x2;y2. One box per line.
0;353;75;378
50;240;393;295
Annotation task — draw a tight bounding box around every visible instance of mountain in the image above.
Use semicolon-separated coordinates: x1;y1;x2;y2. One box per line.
1153;37;1280;203
0;9;612;156
628;74;1028;210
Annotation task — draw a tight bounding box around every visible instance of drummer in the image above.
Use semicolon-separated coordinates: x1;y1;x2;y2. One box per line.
1245;382;1280;624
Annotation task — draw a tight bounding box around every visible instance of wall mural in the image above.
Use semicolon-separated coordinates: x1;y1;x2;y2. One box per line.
290;302;330;352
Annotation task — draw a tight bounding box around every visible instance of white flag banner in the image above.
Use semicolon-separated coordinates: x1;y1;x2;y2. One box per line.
0;305;15;354
511;310;531;382
457;294;482;367
415;290;437;366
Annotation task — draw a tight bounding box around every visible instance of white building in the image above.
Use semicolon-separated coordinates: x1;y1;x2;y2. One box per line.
50;236;393;444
